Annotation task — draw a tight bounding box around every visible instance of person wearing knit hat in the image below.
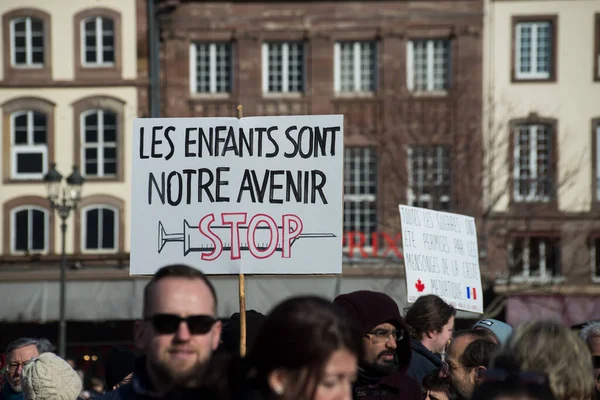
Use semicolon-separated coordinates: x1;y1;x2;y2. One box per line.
21;353;82;400
472;319;512;345
334;290;421;400
104;347;137;391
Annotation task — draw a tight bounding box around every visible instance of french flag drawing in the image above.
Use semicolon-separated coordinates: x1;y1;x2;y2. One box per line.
466;287;477;300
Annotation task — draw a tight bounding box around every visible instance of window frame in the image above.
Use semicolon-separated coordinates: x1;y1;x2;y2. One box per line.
507;234;562;283
333;41;377;94
10;110;48;180
10;16;44;68
81;204;119;253
10;205;49;254
511;15;558;83
80;108;118;178
343;146;378;251
593;118;600;205
80;16;115;67
189;42;233;95
74;195;124;253
261;41;306;95
406;38;452;93
590;235;600;283
406;145;452;211
595;14;600;82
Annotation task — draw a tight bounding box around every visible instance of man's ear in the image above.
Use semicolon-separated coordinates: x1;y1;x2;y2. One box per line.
267;369;288;396
474;366;486;383
134;319;147;353
211;320;222;351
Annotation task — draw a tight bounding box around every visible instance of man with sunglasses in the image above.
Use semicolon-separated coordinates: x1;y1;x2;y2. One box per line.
1;338;54;400
334;290;421;400
99;264;222;400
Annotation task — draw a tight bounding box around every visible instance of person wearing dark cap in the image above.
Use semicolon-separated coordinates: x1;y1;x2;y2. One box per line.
334;290;421;400
104;347;137;391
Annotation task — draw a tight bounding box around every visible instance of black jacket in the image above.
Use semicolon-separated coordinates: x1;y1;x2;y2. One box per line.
406;339;442;385
96;357;161;400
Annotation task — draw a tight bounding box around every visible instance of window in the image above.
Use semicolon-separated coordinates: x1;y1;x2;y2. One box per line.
82;205;117;251
10;17;44;67
81;109;117;177
334;41;376;93
509;236;560;279
81;16;115;66
513;17;556;81
595;122;600;201
11;206;48;254
262;42;304;93
190;42;232;94
407;39;451;92
513;124;553;202
595;14;600;80
407;146;451;211
344;147;377;247
11;110;48;179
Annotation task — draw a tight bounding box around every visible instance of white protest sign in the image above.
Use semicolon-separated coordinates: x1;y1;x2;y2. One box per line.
131;115;343;275
399;205;483;314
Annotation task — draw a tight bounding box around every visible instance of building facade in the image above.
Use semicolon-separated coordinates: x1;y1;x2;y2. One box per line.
484;0;600;326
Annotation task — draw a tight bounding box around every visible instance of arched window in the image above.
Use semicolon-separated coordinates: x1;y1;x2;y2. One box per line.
11;110;48;179
82;205;118;251
11;206;48;254
81;109;117;177
81;16;114;66
10;16;44;67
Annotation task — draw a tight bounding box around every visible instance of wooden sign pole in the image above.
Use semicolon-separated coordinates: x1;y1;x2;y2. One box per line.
237;104;247;357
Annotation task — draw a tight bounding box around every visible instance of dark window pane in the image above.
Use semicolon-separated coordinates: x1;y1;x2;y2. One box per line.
33;112;46;144
15;51;26;64
85;128;98;143
103;50;114;63
31;35;43;48
14;210;28;251
104;161;117;175
32;50;44;64
102;209;115;249
14;36;26;48
104;128;116;143
85;19;96;34
14;114;28;144
85;112;99;142
31;19;43;33
85;162;98;176
17;153;43;174
13;20;26;33
86;51;97;63
104;147;116;159
85;35;96;47
103;34;114;47
86;209;99;249
85;148;98;160
31;210;45;250
102;18;114;31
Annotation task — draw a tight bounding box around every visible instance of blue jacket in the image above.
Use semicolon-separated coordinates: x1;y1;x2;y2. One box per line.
406;339;443;386
0;381;23;400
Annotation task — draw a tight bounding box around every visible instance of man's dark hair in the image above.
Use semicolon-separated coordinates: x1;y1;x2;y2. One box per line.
460;338;499;369
143;264;217;316
404;295;456;339
422;369;459;400
5;338;54;359
452;329;490;342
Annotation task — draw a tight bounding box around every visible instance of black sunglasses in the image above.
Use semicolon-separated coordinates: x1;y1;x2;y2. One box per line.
144;314;216;335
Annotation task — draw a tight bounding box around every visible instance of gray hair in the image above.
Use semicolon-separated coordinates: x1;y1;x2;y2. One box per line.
580;321;600;343
5;338;54;359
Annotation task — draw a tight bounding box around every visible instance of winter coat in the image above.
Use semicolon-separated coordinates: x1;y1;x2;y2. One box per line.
406;339;443;386
0;381;23;400
96;357;161;400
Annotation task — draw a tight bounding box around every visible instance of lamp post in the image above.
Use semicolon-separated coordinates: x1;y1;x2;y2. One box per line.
44;163;85;359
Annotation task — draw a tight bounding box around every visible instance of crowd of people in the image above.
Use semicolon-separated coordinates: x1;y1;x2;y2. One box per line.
1;263;599;400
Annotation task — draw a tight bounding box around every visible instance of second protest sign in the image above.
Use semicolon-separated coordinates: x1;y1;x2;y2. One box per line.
130;115;344;275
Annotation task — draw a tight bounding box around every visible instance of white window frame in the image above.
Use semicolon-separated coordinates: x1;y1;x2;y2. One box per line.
591;237;600;282
10;206;49;254
515;21;552;80
507;237;562;283
513;124;552;202
81;16;115;67
406;146;451;210
334;41;377;93
189;42;232;95
262;42;305;94
343;147;377;252
406;39;451;92
81;109;118;178
10;110;48;180
81;205;119;253
10;17;44;67
596;124;600;201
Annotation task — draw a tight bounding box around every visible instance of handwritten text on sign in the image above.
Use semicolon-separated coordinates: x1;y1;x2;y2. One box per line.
131;115;344;275
399;205;483;314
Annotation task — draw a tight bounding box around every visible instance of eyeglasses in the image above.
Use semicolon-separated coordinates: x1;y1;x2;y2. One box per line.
144;314;216;335
7;359;34;374
479;369;549;386
365;329;404;344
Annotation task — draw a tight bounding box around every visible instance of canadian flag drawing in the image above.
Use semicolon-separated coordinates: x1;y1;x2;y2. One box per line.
466;286;477;300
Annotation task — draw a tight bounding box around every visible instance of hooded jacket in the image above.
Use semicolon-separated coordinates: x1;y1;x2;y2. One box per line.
406;339;442;385
334;291;421;400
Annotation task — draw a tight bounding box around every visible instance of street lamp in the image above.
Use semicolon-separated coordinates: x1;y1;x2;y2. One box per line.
44;163;85;359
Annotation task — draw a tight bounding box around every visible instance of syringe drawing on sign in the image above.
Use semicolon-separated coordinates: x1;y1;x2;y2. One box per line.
158;214;336;260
